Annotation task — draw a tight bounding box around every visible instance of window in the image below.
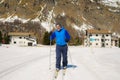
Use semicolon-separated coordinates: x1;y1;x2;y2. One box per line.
96;34;98;36
14;41;16;44
102;35;104;37
29;35;31;38
106;34;108;36
101;39;104;42
96;39;99;41
106;43;108;45
89;34;92;37
19;37;22;39
90;43;92;45
96;43;98;45
102;43;105;47
105;39;109;41
115;40;117;43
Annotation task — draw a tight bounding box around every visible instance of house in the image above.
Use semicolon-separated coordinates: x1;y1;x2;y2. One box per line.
8;32;37;46
111;36;119;47
84;29;112;48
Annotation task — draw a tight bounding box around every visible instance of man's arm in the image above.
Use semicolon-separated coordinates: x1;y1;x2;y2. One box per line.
50;31;56;41
65;30;70;42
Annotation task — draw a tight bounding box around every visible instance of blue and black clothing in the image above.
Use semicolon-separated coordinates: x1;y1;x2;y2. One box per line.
50;27;70;69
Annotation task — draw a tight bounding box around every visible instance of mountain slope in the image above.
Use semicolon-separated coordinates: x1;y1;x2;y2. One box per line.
0;0;120;43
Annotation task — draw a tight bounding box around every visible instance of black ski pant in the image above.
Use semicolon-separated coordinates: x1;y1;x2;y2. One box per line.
56;44;68;69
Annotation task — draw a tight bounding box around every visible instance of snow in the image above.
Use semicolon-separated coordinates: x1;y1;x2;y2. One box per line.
89;0;120;8
108;8;120;13
72;23;93;31
82;16;87;21
71;0;79;5
72;24;80;30
0;44;120;80
90;0;94;2
0;15;30;23
31;18;40;22
0;0;5;4
36;4;46;19
18;0;22;5
41;21;53;32
41;7;55;32
80;23;93;31
60;11;66;17
4;14;16;22
100;0;120;7
0;18;5;22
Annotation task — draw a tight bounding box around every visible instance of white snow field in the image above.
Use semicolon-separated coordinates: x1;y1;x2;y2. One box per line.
0;45;120;80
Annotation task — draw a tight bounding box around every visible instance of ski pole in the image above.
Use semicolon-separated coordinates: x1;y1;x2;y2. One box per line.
49;40;52;70
49;20;52;70
68;48;73;65
67;44;74;67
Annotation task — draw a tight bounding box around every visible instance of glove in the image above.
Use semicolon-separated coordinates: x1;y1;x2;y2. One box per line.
50;31;53;35
65;39;69;42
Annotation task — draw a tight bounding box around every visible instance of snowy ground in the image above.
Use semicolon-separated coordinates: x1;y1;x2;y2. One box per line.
0;45;120;80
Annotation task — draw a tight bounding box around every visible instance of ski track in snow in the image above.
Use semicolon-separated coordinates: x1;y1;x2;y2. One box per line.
0;54;48;78
0;45;120;80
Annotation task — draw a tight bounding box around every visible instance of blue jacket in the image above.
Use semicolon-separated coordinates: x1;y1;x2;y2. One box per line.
50;27;70;46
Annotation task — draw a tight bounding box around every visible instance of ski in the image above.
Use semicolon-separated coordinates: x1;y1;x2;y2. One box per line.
52;68;66;80
53;69;59;80
63;68;66;76
62;68;66;80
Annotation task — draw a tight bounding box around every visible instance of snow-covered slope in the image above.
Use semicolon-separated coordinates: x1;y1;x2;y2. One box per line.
90;0;120;7
0;45;120;80
100;0;120;7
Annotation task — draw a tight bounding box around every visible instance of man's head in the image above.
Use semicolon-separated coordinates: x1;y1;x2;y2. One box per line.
56;23;62;31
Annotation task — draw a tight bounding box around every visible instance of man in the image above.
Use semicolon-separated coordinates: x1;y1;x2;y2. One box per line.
50;23;70;71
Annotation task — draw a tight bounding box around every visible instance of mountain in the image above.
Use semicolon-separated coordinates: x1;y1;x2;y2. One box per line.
0;0;120;43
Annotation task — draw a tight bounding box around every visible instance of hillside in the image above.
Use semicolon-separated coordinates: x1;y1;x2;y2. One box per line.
0;0;120;43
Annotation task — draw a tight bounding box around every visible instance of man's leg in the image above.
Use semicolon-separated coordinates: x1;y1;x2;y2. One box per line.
62;45;68;68
56;45;61;70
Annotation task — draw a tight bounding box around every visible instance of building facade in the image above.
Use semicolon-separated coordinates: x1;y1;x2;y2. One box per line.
111;37;119;47
8;32;37;46
84;29;113;48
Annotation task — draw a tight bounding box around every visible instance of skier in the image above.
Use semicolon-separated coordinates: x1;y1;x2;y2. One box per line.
50;23;71;71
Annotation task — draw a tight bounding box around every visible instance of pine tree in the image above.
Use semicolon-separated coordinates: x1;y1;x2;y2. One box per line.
42;31;55;45
0;31;2;44
74;37;81;45
119;38;120;47
3;34;10;44
43;31;50;45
